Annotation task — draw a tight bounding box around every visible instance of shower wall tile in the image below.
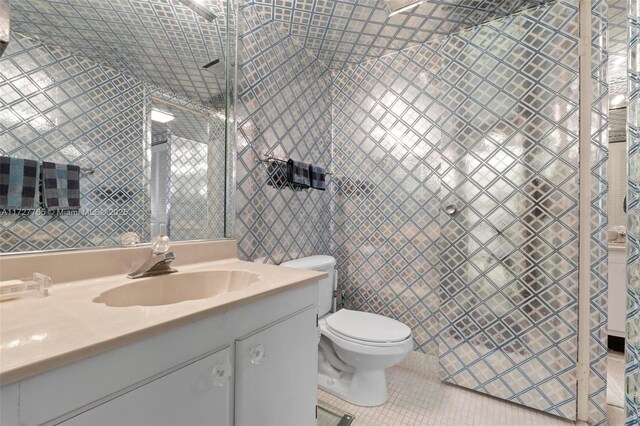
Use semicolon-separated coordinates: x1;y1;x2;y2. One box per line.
332;0;592;419
0;32;150;252
626;0;640;423
436;1;582;418
251;0;543;69
10;0;228;106
145;87;227;240
235;1;333;263
610;0;629;100
331;43;444;355
168;135;209;241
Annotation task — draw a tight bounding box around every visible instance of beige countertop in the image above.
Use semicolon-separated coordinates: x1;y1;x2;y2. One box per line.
0;243;325;386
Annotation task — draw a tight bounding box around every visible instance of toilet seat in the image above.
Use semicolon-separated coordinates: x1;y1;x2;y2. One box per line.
326;309;411;344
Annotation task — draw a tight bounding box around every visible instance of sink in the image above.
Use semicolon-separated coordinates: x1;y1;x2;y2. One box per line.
93;270;260;307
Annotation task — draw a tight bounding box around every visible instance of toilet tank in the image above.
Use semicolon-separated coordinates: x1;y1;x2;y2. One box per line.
281;255;336;316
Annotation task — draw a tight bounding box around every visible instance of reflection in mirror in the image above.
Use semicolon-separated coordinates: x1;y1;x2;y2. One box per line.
149;97;226;241
608;107;627;238
0;0;230;253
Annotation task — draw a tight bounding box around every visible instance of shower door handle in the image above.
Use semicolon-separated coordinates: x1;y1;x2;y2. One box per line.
444;204;457;216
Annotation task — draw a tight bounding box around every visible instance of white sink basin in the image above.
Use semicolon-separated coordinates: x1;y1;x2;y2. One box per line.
93;270;260;307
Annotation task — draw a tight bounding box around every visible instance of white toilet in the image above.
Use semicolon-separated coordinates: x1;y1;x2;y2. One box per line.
281;255;414;407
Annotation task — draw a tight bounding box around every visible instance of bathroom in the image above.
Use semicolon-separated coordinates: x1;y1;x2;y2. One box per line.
0;0;638;425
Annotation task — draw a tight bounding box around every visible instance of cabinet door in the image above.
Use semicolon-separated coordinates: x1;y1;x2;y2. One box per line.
0;383;19;426
60;347;231;426
235;306;317;426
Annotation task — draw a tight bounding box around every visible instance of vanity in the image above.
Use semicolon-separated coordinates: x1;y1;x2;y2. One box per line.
0;240;325;426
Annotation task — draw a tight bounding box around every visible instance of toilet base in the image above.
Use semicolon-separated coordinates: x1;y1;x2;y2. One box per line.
318;368;388;407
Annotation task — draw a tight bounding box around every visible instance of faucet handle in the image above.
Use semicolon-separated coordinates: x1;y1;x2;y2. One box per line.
151;234;171;255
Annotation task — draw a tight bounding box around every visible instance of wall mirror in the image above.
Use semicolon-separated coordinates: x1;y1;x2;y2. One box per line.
0;0;233;253
608;106;627;235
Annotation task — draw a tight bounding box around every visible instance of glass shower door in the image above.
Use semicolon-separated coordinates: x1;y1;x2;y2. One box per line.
436;1;580;420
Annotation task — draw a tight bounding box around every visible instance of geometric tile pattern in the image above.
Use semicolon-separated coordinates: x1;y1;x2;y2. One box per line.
0;32;150;252
626;0;640;423
167;135;210;241
146;88;227;241
10;0;227;106
434;1;581;419
332;3;585;419
206;108;228;241
589;0;609;424
253;0;544;69
609;0;629;102
235;0;609;421
331;42;443;355
235;0;333;263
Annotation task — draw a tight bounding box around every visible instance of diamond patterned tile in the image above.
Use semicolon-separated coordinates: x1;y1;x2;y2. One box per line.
0;32;150;252
608;0;628;102
1;30;227;252
251;0;545;69
330;0;587;420
235;1;333;263
10;0;227;105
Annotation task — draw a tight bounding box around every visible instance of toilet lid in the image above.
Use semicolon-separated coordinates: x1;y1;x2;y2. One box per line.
326;309;411;343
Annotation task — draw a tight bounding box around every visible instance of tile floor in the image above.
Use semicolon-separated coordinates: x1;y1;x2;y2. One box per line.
317;351;626;426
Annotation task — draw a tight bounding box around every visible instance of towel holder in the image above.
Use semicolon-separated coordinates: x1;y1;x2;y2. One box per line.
258;156;332;175
80;166;95;175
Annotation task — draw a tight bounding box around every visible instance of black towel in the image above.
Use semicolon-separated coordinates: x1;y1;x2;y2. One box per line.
309;164;326;190
0;156;40;210
41;161;81;211
287;159;310;190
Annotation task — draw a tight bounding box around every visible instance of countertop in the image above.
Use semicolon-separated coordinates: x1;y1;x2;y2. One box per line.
0;258;325;386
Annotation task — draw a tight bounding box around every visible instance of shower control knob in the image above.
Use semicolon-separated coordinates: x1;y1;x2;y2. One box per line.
211;363;232;387
249;344;265;365
444;204;458;216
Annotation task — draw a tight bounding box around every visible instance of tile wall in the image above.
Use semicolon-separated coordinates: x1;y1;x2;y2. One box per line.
168;135;209;241
234;0;609;420
0;32;149;252
330;0;607;420
331;42;443;355
235;1;333;263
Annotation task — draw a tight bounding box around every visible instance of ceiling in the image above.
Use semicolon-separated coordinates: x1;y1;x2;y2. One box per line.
253;0;546;69
10;0;227;106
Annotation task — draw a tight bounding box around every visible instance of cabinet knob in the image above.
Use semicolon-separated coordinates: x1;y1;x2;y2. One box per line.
249;344;265;365
211;362;232;387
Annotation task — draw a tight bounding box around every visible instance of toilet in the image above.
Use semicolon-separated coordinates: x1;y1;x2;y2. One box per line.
281;255;414;407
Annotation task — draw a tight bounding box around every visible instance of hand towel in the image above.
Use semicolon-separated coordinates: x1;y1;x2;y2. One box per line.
287;159;310;189
0;156;40;210
309;164;326;190
41;161;81;211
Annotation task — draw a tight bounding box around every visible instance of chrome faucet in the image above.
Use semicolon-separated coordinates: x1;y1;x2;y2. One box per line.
127;235;177;279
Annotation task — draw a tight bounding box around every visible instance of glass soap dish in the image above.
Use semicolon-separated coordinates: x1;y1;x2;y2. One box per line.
0;273;52;301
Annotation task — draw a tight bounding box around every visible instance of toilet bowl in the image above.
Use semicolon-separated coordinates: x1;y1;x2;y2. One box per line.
281;256;414;406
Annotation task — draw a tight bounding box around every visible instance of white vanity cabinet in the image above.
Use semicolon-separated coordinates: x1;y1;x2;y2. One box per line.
235;307;318;426
60;347;232;426
0;281;318;426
